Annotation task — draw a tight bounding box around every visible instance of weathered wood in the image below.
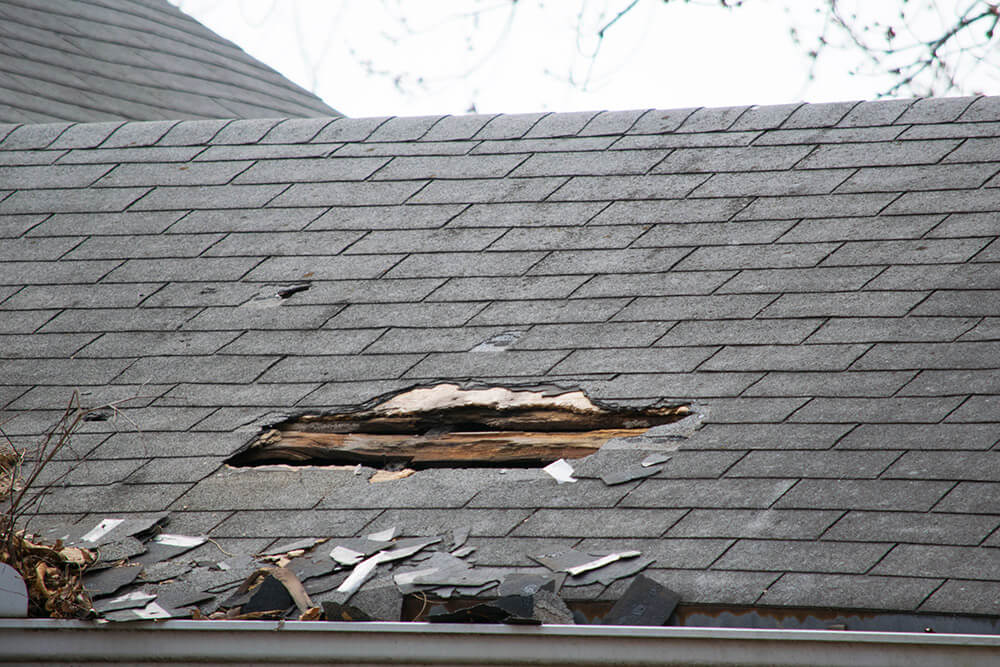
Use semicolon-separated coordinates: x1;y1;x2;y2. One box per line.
232;428;649;467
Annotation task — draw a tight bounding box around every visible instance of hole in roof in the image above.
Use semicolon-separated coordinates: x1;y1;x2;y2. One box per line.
226;383;691;470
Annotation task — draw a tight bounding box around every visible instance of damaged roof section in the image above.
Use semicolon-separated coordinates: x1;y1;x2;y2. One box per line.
228;384;691;468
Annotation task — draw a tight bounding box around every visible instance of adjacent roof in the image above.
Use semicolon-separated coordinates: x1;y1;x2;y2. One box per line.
1;96;999;617
0;0;339;122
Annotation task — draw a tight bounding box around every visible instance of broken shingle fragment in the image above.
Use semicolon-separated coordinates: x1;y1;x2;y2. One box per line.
600;463;661;486
641;453;671;467
93;590;157;614
83;564;143;598
602;574;679;626
239;574;293;615
138;560;192;584
133;534;206;567
259;537;323;557
563;556;656;587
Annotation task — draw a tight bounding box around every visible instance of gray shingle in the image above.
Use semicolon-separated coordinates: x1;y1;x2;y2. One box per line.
718;266;882;294
824;238;989;266
883;189;1000;215
551;347;717;374
727;450;898;479
837;163;997;192
202;230;362;257
899;369;1000;397
759;573;938;610
269;180;424;207
384;251;544;279
853;341;1000;370
403;350;567;379
0;186;149;213
372;154;525;180
512;509;685;538
776;480;952;511
592;198;751;224
115;355;277;384
472;136;614;154
327;302;483;329
0;163;111;188
586;372;760;400
838;423;999;451
653;145;811;173
627;108;697;134
763;292;925;318
824;511;998;546
838;99;914;127
667;509;840;539
363;509;530;538
346;228;504;254
235;157;389;184
700;345;868;372
105;257;258;282
873;545;1000;580
895;97;977;124
209;119;283;145
920;580;1000;615
66;233;222;259
513;149;666;177
743;371;915;397
636;220;793;247
622;479;795;509
791;396;964;423
935;482;1000;513
912;290;1000;317
613;131;760;149
130;183;286;210
76;330;236;358
245;254;403;281
613;294;775;321
574;271;735;298
211;509;379;538
420;113;496;141
673;243;838;270
947;395;1000;422
549;174;706;201
716;539;890;574
366;116;444;142
736;193;897;221
578;109;647;136
799;139;959;168
260;118;335;144
312;117;388;143
58;146;204;163
528;247;689;275
656;320;822;346
427;275;587;302
409;177;565;204
258;354;423;383
472;112;546;139
779;214;943;243
219;329;383;356
310;204;465;230
684;423;853;450
334;141;470;157
692;169;852;197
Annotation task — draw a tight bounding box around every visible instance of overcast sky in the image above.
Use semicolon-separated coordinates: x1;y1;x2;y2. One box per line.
173;1;975;117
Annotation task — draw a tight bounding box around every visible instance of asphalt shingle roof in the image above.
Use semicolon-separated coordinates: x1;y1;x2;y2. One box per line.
0;0;339;122
2;96;1000;616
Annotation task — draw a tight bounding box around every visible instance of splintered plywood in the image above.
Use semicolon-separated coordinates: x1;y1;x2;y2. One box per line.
228;384;690;469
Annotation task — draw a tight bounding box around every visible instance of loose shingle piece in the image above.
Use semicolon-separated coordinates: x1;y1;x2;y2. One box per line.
2;76;1000;619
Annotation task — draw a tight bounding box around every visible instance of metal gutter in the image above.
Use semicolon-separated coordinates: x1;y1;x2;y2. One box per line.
2;619;1000;666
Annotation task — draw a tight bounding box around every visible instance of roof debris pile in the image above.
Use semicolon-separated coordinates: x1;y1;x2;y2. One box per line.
25;513;680;625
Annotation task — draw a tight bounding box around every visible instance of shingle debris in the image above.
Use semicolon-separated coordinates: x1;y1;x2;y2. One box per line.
44;513;672;623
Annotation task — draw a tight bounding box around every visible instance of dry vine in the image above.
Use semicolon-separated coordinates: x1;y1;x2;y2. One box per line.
0;392;106;618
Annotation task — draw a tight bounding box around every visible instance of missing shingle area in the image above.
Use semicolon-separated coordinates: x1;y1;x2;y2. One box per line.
226;383;691;470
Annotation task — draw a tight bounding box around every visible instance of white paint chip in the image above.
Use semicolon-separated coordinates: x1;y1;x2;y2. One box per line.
81;518;124;543
543;458;577;484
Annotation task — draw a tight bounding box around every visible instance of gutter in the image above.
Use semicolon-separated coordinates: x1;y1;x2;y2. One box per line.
2;620;1000;666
